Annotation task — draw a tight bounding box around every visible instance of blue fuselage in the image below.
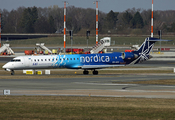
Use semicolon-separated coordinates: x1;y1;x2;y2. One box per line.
2;52;139;71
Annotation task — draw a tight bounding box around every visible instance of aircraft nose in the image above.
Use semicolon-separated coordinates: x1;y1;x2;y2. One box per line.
2;63;11;69
2;64;7;69
2;63;12;71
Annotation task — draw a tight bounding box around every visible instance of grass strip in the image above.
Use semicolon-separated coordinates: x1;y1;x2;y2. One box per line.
0;96;175;120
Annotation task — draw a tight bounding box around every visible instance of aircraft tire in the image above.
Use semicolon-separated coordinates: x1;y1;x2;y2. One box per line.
93;70;98;75
83;70;89;75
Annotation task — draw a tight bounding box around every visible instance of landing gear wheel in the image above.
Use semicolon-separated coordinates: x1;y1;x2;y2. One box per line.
11;70;14;75
93;70;98;75
83;70;89;75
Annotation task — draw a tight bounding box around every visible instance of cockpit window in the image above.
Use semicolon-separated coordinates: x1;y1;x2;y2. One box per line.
11;59;21;62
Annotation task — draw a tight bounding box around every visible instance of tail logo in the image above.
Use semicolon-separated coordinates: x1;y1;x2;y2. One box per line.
130;38;154;64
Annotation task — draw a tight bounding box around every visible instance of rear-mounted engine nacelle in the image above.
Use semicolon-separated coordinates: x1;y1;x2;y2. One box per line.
121;52;138;60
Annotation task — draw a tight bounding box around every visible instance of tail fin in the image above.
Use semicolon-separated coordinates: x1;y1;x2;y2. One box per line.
136;37;157;55
132;37;170;64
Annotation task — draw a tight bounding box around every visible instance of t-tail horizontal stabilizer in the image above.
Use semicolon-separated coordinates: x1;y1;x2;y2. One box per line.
147;37;171;42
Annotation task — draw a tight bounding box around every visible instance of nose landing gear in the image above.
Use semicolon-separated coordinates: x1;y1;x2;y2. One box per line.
11;70;15;75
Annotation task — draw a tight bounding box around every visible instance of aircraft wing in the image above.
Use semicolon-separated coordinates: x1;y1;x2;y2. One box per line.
79;64;125;69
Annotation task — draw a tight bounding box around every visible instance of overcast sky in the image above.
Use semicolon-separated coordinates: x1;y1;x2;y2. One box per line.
0;0;175;13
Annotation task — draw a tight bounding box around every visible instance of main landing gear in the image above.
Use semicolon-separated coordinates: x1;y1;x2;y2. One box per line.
83;70;89;75
92;70;98;75
83;70;98;75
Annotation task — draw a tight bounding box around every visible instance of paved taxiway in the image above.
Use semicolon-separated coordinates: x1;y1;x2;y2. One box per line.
1;56;175;98
0;73;175;98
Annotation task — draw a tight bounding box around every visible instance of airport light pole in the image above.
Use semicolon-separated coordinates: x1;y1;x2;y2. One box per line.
64;1;68;54
86;30;90;48
69;30;73;54
0;12;1;47
151;0;154;37
158;30;162;52
94;1;99;44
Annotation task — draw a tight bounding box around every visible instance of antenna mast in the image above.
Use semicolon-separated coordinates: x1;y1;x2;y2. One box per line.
151;0;154;37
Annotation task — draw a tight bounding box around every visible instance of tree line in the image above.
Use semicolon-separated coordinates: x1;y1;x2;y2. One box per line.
0;5;175;35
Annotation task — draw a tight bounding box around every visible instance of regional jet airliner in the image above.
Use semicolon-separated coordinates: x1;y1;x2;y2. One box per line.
2;37;167;75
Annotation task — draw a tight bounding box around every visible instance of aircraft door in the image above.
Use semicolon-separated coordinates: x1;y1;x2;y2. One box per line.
23;57;30;67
